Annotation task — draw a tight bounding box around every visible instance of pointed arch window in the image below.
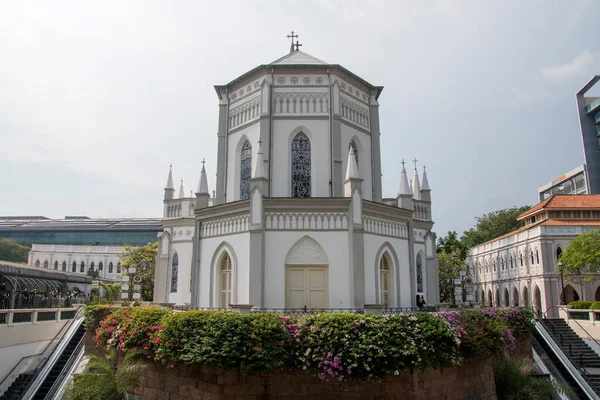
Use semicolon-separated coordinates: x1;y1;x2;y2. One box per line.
35;260;40;267
117;262;121;274
43;261;48;269
380;254;390;307
536;249;540;264
99;262;103;271
80;261;85;273
556;246;562;262
240;140;252;200
416;253;423;293
291;132;311;198
109;262;114;274
520;253;523;267
349;140;358;168
531;251;534;265
54;261;59;270
72;261;77;272
90;262;95;272
62;261;67;271
171;253;179;293
220;253;232;308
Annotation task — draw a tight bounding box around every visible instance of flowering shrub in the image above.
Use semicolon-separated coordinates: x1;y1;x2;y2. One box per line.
154;310;290;371
84;304;116;331
95;307;171;356
88;306;533;381
289;312;460;381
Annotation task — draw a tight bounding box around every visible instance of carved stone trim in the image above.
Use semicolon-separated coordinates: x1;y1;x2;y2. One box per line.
364;216;408;238
265;212;348;230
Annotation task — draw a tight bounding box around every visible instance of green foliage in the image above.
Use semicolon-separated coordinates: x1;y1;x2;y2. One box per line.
95;307;170;356
437;252;468;303
92;307;533;382
155;310;290;372
120;242;157;301
65;351;144;400
461;206;531;249
437;231;468;260
84;304;116;331
493;358;574;400
0;237;30;263
568;300;593;309
590;301;600;310
290;312;459;381
101;284;122;302
559;229;600;274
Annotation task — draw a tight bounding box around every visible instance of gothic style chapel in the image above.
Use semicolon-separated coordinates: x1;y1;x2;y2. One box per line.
154;36;439;309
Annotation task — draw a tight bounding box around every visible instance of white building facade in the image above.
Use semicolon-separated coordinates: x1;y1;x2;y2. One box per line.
154;46;440;309
467;195;600;318
28;244;124;280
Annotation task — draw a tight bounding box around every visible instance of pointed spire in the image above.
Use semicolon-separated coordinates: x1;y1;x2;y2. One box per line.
197;159;209;194
345;146;359;180
252;139;265;179
165;164;174;189
421;165;430;191
409;179;413;196
412;162;422;200
179;179;185;198
398;159;411;196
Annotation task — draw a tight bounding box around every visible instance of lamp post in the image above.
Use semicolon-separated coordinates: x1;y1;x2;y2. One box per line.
558;261;566;305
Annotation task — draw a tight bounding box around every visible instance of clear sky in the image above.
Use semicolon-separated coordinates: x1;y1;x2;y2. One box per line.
0;1;598;237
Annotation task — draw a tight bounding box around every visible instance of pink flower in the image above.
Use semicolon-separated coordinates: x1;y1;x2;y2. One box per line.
155;337;160;344
253;346;260;351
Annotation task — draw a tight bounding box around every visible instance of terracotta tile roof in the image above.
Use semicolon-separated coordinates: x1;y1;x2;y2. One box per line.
478;220;544;247
518;195;600;219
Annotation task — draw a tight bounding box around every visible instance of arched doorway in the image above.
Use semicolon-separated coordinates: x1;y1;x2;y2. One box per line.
503;287;510;307
495;288;500;307
563;284;580;303
595;286;600;302
512;287;519;306
534;285;542;315
487;289;493;307
285;236;329;309
522;286;529;307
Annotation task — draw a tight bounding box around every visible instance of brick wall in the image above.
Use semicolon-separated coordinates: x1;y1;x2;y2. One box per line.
84;331;534;400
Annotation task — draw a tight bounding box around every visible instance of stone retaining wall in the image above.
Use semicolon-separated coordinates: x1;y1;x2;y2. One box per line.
84;331;532;400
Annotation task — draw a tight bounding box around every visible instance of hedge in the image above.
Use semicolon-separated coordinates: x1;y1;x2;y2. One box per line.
90;306;533;382
568;300;593;309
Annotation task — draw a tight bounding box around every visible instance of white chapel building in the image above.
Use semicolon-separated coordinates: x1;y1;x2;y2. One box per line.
154;42;439;309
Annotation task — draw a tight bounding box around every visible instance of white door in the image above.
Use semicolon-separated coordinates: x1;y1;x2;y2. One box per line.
286;266;328;309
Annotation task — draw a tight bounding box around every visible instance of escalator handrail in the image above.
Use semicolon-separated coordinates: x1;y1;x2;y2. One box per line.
43;333;85;400
0;306;83;392
536;320;600;400
531;333;578;400
21;307;85;400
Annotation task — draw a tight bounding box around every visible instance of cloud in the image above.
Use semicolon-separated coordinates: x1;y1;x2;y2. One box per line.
540;50;597;81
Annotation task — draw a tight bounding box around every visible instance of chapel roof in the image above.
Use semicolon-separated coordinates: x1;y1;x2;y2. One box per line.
518;194;600;220
214;50;383;100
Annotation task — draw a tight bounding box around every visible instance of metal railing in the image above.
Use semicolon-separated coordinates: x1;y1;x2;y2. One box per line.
0;307;84;395
536;310;600;398
171;306;439;315
0;307;80;325
0;292;87;310
21;307;85;400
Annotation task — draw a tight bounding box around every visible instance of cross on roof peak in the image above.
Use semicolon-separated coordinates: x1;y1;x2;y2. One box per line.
286;31;302;52
401;159;405;167
412;158;418;170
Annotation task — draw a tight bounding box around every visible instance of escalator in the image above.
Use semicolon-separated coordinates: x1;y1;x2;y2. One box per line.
0;308;85;400
31;323;85;400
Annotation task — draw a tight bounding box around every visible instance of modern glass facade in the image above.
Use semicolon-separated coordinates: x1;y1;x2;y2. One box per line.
0;218;162;246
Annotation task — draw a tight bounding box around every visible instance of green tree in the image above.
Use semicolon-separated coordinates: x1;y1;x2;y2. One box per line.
461;206;531;248
119;242;157;301
559;229;600;274
66;351;144;400
437;231;468;260
437;252;468;303
0;238;30;263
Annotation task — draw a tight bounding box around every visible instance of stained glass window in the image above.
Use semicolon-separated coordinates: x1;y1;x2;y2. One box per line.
240;140;252;200
380;255;390;307
416;253;423;293
349;140;358;167
291;132;311;198
220;253;232;308
171;253;179;293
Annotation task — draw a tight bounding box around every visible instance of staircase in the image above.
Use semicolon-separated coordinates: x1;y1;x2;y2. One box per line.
31;324;85;400
541;318;600;396
0;373;34;400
